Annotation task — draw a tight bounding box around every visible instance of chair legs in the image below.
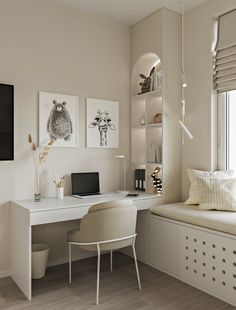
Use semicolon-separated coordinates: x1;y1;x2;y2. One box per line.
110;250;113;272
68;242;101;305
132;242;142;290
96;244;101;305
69;243;72;284
68;239;141;305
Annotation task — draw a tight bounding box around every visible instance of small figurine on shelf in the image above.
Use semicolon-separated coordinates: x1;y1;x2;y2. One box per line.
139;66;155;94
153;113;162;124
139;113;145;126
151;166;162;194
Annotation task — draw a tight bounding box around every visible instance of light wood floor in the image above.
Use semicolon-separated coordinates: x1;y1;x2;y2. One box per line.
0;253;235;310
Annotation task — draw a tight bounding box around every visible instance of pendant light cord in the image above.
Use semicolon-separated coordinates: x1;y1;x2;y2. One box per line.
181;0;184;74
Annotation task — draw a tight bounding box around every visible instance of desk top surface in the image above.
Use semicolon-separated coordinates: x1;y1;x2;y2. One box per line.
12;192;160;213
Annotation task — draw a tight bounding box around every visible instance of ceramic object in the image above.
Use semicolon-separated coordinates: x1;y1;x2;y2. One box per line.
153;113;162;123
56;187;64;199
139;113;145;126
34;193;41;202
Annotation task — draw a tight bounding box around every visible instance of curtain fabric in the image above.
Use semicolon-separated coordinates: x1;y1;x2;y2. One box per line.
214;10;236;92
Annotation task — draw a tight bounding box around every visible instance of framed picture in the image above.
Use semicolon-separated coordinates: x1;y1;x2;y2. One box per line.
86;98;119;148
39;92;78;147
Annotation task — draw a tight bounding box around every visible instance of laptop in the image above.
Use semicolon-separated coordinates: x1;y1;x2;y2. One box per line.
71;172;111;199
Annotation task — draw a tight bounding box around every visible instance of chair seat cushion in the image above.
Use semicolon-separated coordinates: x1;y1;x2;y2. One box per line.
151;202;236;236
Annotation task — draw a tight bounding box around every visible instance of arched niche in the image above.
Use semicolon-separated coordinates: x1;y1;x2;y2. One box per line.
132;53;161;96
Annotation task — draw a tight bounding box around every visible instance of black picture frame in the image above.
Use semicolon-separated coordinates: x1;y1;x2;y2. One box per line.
0;83;14;160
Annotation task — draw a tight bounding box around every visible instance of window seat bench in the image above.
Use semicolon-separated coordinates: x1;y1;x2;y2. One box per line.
151;202;236;236
138;202;236;307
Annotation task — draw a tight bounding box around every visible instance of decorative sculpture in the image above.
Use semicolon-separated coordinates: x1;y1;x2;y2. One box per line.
151;166;162;194
153;113;162;123
139;66;155;94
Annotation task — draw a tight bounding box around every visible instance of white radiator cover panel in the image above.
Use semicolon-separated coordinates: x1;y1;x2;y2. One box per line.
145;215;236;307
179;226;236;306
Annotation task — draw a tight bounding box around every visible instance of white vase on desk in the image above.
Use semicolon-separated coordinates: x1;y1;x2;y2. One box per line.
34;169;41;202
56;187;64;199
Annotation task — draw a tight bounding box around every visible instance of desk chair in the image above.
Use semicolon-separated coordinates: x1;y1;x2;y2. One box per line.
67;199;142;304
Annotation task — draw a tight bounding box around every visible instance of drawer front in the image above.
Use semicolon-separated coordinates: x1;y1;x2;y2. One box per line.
30;197;158;226
31;206;90;225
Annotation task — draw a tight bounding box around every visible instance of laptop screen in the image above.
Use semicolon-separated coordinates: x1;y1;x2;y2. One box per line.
71;172;100;195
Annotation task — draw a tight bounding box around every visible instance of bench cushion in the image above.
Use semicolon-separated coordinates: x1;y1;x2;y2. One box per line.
151;202;236;236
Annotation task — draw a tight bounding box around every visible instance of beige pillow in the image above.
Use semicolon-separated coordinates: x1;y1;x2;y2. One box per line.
185;169;234;205
197;177;236;211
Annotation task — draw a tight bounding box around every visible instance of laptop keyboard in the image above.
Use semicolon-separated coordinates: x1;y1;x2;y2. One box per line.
73;194;112;199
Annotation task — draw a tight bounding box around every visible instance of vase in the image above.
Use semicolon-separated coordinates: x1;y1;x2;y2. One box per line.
56;187;64;199
34;193;41;202
34;169;41;202
139;113;145;126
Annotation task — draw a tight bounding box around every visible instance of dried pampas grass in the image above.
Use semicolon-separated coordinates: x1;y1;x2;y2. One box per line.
28;134;55;193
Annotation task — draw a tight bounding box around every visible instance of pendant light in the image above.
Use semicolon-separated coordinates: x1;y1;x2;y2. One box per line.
179;0;193;142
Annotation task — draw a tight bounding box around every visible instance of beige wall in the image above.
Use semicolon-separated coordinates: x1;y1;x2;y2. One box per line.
0;0;130;273
182;0;236;199
131;10;163;67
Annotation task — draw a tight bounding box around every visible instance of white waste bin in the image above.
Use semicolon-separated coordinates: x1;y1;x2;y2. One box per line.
32;244;49;279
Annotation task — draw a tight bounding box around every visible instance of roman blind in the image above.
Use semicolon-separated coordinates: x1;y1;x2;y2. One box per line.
214;9;236;92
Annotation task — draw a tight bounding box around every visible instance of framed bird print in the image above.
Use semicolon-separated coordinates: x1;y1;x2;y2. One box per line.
86;97;119;148
39;92;78;147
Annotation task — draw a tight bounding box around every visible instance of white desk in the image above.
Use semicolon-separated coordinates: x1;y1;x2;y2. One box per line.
11;193;159;300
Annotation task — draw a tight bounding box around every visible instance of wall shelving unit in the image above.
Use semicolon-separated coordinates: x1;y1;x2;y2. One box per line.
128;6;182;266
131;53;163;194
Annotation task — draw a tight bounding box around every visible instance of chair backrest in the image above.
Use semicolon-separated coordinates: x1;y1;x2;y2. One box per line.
79;199;137;251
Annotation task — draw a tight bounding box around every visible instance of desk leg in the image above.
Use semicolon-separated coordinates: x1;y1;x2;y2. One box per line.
11;203;32;300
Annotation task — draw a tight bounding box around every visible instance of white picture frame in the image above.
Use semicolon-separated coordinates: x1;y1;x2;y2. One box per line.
39;92;78;147
86;98;119;148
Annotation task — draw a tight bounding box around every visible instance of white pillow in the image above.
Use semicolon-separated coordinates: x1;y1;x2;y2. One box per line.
197;177;236;211
185;169;234;205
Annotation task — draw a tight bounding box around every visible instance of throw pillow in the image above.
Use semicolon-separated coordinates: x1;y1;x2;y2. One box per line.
185;169;234;205
197;177;236;211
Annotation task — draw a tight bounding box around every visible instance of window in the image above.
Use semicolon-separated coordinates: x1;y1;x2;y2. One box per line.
226;91;236;170
215;10;236;170
218;90;236;170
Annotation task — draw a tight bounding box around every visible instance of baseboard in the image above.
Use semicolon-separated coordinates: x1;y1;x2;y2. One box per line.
0;269;11;279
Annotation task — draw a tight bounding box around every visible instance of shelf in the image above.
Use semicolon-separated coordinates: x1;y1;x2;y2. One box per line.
132;89;162;100
146;162;162;165
146;123;162;128
139;192;162;197
131;54;163;194
132;123;162;129
132;162;146;167
132;125;145;130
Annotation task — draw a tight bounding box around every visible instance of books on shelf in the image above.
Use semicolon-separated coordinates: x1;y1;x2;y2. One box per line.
135;169;145;191
147;143;162;163
150;69;162;92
